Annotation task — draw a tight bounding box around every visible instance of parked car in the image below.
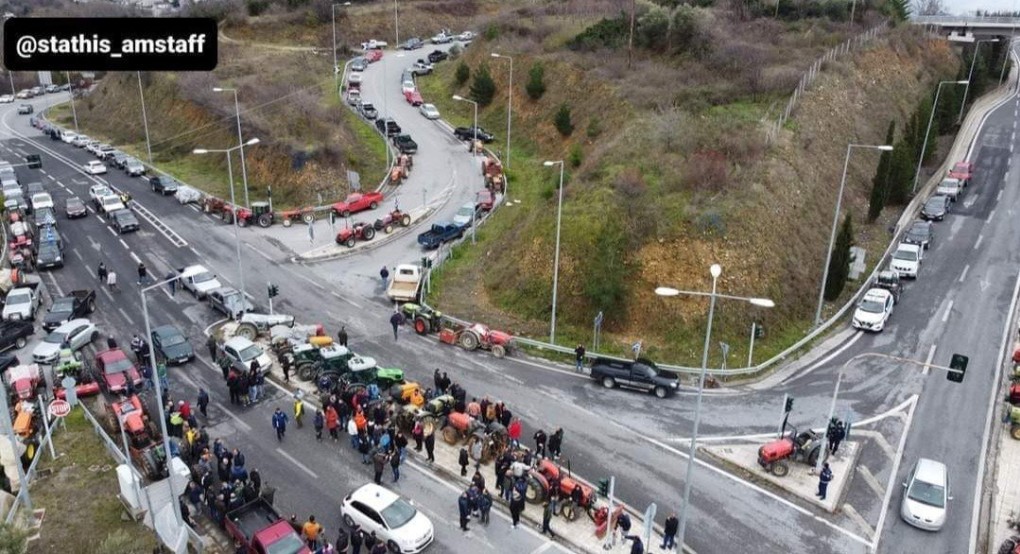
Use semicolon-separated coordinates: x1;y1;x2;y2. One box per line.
419;103;440;119
125;158;145;177
920;195;951;221
401;79;416;95
457;31;476;42
427;50;448;63
350;57;368;72
411;60;433;76
375;118;401;137
2;287;41;321
0;95;12;103
44;84;58;93
0;320;35;352
149;175;179;195
98;195;125;215
208;287;254;320
88;185;114;209
70;135;89;148
347;72;363;86
454;126;494;142
476;189;494;211
431;30;454;44
340;483;434;554
25;182;44;197
935;177;963;202
903;220;934;250
110;152;129;169
359;102;378;120
452;202;479;228
178;265;222;299
36;235;65;269
900;458;950;531
96;348;143;393
96;145;116;160
110;209;140;234
84;141;102;155
404;90;424;106
890;242;923;279
417;222;463;249
332;191;384;217
16;104;32;115
392;134;418;154
852;288;895;332
872;270;903;304
33;319;98;364
220;336;272;374
150;324;194;365
83;161;107;175
590;357;679;398
30;192;53;212
401;37;424;50
60;131;78;144
4;194;27;215
43;290;96;332
365;49;383;63
948;161;973;186
361;39;388;50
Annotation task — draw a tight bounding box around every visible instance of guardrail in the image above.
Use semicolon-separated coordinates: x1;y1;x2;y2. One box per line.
913;15;1020;25
4;401;58;525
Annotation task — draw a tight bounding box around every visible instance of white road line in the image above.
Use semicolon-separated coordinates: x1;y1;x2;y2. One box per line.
100;286;114;303
843;503;876;540
990;208;997;221
1013;131;1016;143
275;448;319;478
960;264;970;283
96;215;105;223
129;252;141;264
871;395;919;552
245;243;274;261
212;401;252;431
999;190;1005;202
852;429;898;460
71;249;84;263
46;175;55;181
45;271;64;297
922;343;937;376
976;234;984;250
38;169;46;175
118;239;129;250
781;331;863;384
942;300;954;324
330;290;363;309
189;247;201;258
856;465;886;499
529;543;555;554
86;206;95;215
117;307;136;326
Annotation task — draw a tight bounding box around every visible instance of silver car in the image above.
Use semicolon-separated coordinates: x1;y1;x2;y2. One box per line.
900;458;950;531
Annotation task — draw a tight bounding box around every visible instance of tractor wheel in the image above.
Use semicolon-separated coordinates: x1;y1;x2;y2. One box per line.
442;426;460;445
238;216;248;228
303;212;315;224
257;214;273;228
998;536;1020;554
525;473;548;504
560;502;580;522
297;362;316;381
14;337;25;349
345;237;355;248
363;227;375;241
414;317;428;335
88;299;96;313
384;224;394;234
283;218;293;228
370;201;378;210
1011;424;1020;441
459;331;479;351
235;322;258;341
770;461;790;477
491;344;506;358
807;446;821;466
602;376;615;389
400;214;411;226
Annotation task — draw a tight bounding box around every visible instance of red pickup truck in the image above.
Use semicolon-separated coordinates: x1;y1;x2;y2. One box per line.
332;192;384;218
225;498;310;554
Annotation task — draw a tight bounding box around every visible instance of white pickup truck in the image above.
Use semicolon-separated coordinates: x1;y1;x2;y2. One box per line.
936;177;963;202
2;285;41;321
386;264;423;303
361;39;388;50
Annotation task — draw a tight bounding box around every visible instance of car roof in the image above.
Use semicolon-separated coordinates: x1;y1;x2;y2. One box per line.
55;318;91;332
224;336;255;349
350;483;399;509
897;242;921;251
179;265;211;278
913;458;947;485
863;288;891;301
152;324;181;337
97;348;128;361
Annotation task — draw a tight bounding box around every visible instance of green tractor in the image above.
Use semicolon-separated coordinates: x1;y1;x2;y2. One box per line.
401;302;445;335
288;343;355;381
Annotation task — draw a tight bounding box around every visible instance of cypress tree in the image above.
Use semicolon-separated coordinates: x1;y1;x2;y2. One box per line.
824;214;855;301
868;121;895;222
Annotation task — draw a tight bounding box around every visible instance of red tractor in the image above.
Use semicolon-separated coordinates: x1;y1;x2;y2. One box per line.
1000;536;1020;554
104;395;167;479
335;222;376;248
525;459;597;521
373;208;412;234
437;322;514;358
757;427;824;477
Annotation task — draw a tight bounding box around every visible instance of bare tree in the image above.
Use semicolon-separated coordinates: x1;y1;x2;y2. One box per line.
913;0;946;16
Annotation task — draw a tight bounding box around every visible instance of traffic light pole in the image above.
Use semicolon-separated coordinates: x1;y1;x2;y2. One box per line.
778;393;790;438
602;476;615;550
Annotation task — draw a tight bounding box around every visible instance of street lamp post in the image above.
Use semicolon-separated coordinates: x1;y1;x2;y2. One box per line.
331;2;352;93
193;138;260;305
393;0;400;46
490;53;513;174
65;71;79;133
656;267;775;551
544;160;565;344
452;95;479;154
961;38;1000;121
1001;8;1015;85
137;72;153;164
814;143;893;327
912;80;968;195
214;87;251;208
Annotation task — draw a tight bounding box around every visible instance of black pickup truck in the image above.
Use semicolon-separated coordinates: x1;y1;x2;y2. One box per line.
590;357;679;399
417;222;464;250
453;126;495;143
392;134;418;154
43;290;96;331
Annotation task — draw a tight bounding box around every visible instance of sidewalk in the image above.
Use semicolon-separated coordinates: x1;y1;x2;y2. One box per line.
990;337;1020;551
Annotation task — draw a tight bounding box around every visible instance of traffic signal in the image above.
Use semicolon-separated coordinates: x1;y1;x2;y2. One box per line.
784;396;794;413
420;256;433;269
947;353;968;383
597;478;610;497
25;154;41;169
755;324;765;339
268;283;279;298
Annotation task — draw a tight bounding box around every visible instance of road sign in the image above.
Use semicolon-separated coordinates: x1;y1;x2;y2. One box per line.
48;399;70;418
348;170;361;191
642;502;657;548
594;311;604;327
60;376;78;406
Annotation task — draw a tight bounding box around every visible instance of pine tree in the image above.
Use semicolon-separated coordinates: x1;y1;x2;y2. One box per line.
824;213;855;301
887;139;915;205
936;83;959;134
525;62;546;100
554;103;575;136
917;95;937;164
455;62;470;86
868;121;896;222
469;63;496;107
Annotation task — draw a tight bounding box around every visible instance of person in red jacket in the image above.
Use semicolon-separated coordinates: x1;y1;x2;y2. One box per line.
326;405;340;441
508;418;522;449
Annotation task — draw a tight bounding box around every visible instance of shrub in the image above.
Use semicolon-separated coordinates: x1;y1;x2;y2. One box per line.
469;63;496;107
246;0;270;16
824;214;854;301
567;15;629;51
554;103;575;137
569;143;583;168
455;62;471;86
525;62;546;100
587;116;603;139
484;23;500;41
637;7;670;52
448;44;463;60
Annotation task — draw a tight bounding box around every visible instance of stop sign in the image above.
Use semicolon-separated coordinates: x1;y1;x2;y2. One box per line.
48;399;71;418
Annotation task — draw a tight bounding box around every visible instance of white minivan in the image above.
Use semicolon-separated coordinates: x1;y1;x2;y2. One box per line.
901;458;950;531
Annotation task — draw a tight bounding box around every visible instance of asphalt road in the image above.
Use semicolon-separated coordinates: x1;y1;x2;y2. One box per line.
1;41;1017;554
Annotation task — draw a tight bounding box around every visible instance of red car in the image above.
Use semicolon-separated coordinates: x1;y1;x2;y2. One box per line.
404;90;424;106
948;161;974;186
332;191;384;218
476;189;494;211
96;349;143;393
365;49;383;63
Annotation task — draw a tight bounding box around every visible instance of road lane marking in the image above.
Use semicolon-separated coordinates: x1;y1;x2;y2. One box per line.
922;343;937;375
781;331;863;385
71;248;84;263
975;234;984;250
100;286;114;303
212;402;252;431
330;290;363;309
852;429;898;460
843;503;875;540
960;264;970;283
46;175;54;181
990;208;997;221
942;301;953;324
129;252;141;264
871;395;919;552
45;271;64;297
275;448;319;478
245;243;274;261
857;466;885;500
118;239;129;250
529;544;555;554
999;190;1005;202
117;307;136;326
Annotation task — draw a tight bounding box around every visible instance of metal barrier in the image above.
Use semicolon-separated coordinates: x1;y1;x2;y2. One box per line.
913;15;1020;25
4;407;58;524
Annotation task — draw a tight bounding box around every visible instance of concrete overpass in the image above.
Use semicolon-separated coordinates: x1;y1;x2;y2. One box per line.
913;16;1020;41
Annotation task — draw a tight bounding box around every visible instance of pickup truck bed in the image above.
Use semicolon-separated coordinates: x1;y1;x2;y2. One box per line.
388;281;420;302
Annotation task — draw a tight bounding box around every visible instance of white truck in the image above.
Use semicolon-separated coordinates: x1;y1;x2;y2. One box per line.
386;264;423;303
890;243;923;279
2;285;41;321
936;177;963;202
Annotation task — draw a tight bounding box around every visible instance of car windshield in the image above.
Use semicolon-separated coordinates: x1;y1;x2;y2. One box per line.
380;498;417;528
858;299;885;314
193;272;215;284
265;534;306;554
7;292;29;305
238;344;262;361
456;207;473;219
925;199;943;209
66;198;84;209
907;480;945;508
116;212;138;223
104;357;134;374
160;332;186;347
44;330;69;344
894;250;917;262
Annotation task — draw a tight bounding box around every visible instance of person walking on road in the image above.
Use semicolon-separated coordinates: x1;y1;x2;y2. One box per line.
272;407;289;442
817;462;833;500
380;266;389;286
540;500;555;537
533;429;547;459
313;409;324;441
509;489;525;529
548;428;564;459
458;492;471;531
106;270;117;291
574;344;586;373
97;262;108;282
424;432;435;463
459;446;469;476
294;395;304;428
389;311;403;341
661;512;679;551
479;488;492;524
390;447;401;482
337;326;348;347
207;335;219;362
137;262;148;285
197;388;209;418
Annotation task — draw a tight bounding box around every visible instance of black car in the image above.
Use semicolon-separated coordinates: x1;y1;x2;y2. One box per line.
392;134;418;154
65;196;87;219
920;195;951;221
453;126;495;143
110;209;140;234
401;37;424;50
36;239;64;270
359;102;378;120
149;175;179;195
43;291;96;331
375;118;402;137
589;357;680;398
33;208;57;230
0;320;34;351
111;152;129;169
903;220;934;250
151;324;194;365
427;50;448;63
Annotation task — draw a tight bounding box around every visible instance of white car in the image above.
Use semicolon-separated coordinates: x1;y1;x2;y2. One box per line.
2;287;39;321
178;265;222;298
452;202;477;228
401;80;416;94
14;90;29;100
0;95;12;103
890;243;923;279
457;31;476;42
431;31;453;44
901;458;950;531
71;135;90;147
419;103;440;120
98;195;125;215
60;131;78;144
361;39;388;50
32;318;99;364
852;288;894;332
30;193;53;211
84;140;102;155
348;72;363;86
84;161;108;175
340;484;434;553
221;336;273;374
88;184;113;204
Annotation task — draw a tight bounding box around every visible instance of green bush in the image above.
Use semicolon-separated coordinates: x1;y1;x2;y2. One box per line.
455;62;470;86
569;144;583;168
484;23;500;41
246;0;270;16
525;62;546;100
567;15;629;51
586;116;603;139
469;63;496;107
554;103;574;137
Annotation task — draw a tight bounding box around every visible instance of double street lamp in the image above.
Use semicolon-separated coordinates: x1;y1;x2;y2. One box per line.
213;87;252;208
137;72;153;164
490;53;513;174
912;80;968;195
193;137;260;306
543;160;566;344
814;143;892;327
961;38;1000;122
452;95;479;152
656;265;775;551
331;2;352;91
